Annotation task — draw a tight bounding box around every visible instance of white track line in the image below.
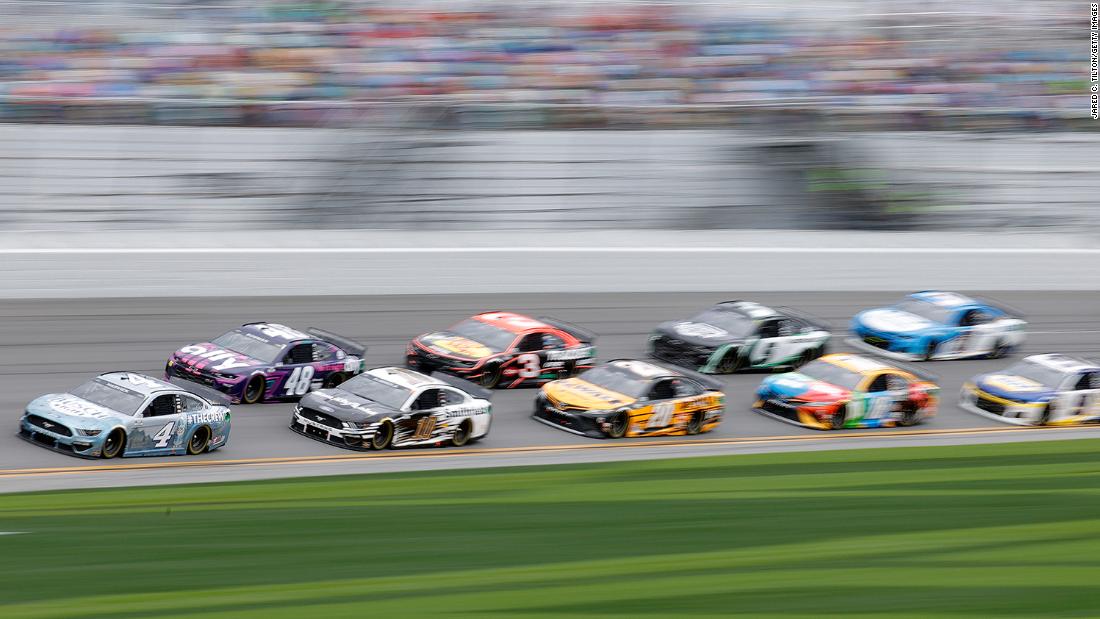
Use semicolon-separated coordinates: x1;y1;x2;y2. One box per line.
2;247;1100;255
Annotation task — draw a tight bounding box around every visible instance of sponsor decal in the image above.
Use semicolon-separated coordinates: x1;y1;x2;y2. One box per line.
186;411;225;425
984;374;1045;392
861;309;934;332
546;347;595;361
424;334;492;359
314;392;384;415
49;396;115;419
178;345;254;371
674;322;728;339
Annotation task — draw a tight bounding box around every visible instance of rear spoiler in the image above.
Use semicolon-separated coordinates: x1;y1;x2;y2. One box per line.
776;306;832;332
165;376;233;407
430;372;493;401
973;296;1027;321
624;359;725;392
308;328;367;357
539;316;598;344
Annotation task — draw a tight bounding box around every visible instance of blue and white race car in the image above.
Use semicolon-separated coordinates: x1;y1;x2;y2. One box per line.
960;353;1100;426
847;291;1026;361
19;372;232;459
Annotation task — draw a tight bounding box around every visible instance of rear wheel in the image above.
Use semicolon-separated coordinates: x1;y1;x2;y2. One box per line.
370;420;394;450
101;429;126;459
452;420;473;447
716;350;743;374
606;410;630;438
898;405;920;427
686;411;704;435
794;349;815;369
828;404;848;430
242;375;265;404
186;426;210;455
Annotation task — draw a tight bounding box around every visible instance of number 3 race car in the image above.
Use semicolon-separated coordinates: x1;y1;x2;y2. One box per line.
291;367;491;450
754;353;939;430
533;359;724;438
848;291;1026;361
960;353;1100;426
406;311;597;388
166;322;367;404
649;300;830;373
19;372;232;458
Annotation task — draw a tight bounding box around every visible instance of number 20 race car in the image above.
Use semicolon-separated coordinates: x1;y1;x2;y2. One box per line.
649;300;830;373
406;311;597;388
754;353;939;430
291;367;491;450
533;359;724;438
960;354;1100;426
848;291;1026;361
19;372;232;459
166;322;367;404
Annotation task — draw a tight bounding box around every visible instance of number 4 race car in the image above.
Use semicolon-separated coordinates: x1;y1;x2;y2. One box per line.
19;372;232;459
291;367;491;450
649;300;830;373
960;353;1100;426
533;359;724;438
406;311;597;388
754;353;939;430
166;322;367;404
848;291;1026;361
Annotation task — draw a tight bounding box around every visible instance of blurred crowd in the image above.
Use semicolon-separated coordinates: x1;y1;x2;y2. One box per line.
0;0;1085;122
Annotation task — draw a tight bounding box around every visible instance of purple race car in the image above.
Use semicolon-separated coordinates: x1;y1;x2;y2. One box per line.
165;322;367;404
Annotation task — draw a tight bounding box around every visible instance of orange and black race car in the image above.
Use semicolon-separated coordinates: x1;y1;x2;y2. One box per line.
534;359;724;438
406;312;597;388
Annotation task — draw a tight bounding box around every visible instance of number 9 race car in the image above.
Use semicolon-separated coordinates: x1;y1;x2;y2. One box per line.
19;372;232;459
166;322;367;404
533;359;724;438
649;300;830;373
754;353;939;430
960;353;1100;426
291;366;492;450
847;291;1025;361
406;311;597;388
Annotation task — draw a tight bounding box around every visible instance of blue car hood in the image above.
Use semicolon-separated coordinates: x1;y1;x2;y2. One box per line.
973;373;1056;403
26;393;130;429
854;308;941;336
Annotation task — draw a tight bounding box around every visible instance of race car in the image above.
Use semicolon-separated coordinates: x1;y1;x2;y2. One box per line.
19;371;231;459
753;353;938;430
960;353;1100;426
649;300;830;373
406;311;597;388
166;322;366;404
533;359;724;438
290;366;491;450
848;291;1026;361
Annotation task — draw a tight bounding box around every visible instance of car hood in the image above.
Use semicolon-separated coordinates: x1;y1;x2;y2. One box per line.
171;343;268;374
299;389;401;423
416;332;494;360
758;373;851;402
542;377;637;411
655;321;742;346
855;308;939;335
974;373;1056;403
25;393;130;429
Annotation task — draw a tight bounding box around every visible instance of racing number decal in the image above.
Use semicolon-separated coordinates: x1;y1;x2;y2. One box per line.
647;402;675;428
413;416;437;440
516;353;541;378
864;396;893;420
284;366;315;396
152;422;175;448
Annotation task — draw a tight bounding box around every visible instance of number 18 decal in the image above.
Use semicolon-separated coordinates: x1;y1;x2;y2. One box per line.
284;366;315;396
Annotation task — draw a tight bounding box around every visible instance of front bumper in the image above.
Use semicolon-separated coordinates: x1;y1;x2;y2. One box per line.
957;386;1044;426
18;416;102;458
752;398;837;430
289;409;375;451
532;400;606;438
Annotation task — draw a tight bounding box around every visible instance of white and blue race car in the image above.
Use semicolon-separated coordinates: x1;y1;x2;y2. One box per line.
960;353;1100;426
847;291;1026;361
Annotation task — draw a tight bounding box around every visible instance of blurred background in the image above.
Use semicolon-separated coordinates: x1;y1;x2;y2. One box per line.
0;0;1093;232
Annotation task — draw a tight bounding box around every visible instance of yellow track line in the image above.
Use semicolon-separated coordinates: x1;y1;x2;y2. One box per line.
1;424;1092;480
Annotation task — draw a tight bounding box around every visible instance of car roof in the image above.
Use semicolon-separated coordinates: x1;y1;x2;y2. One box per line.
819;353;893;375
238;322;311;344
1025;354;1100;373
714;300;779;320
472;311;550;333
603;359;678;381
97;372;175;395
907;291;978;309
366;366;444;390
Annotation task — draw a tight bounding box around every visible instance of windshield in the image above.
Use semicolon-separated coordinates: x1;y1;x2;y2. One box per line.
69;380;145;416
690;309;757;338
893;299;953;325
796;360;865;391
1002;361;1067;389
577;365;653;398
339;374;412;410
448;319;516;353
212;330;286;363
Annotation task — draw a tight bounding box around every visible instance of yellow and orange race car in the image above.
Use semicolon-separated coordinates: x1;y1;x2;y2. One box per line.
533;359;724;438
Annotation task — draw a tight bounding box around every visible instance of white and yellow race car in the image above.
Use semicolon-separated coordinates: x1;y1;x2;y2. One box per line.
960;353;1100;426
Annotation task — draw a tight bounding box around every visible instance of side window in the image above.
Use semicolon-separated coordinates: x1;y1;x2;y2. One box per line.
284;343;313;365
777;319;797;337
543;333;565;349
516;333;544;352
438;388;466;407
758;320;779;338
959;310;992;327
1074;373;1095;391
312;342;338;362
412;388;443;411
179;394;205;414
648;379;676;401
144;394;178;417
866;374;889;392
672;379;703;398
885;373;908;392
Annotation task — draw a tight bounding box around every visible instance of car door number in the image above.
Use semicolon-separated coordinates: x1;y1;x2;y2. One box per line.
413;416;437;440
152;421;175;448
647;402;675;428
864;397;893;420
516;353;541;378
284;366;315;396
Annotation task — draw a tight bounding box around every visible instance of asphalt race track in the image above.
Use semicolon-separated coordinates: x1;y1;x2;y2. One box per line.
1;291;1098;493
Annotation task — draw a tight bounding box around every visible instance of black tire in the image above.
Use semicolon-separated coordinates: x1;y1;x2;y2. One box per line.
716;350;743;374
323;372;347;389
370;420;394;450
686;411;704;435
1037;403;1053;426
186;426;210;455
242;375;265;404
897;405;920;427
452;420;473;447
101;428;126;459
828;404;848;430
793;349;815;369
922;341;937;361
606;410;630;438
479;363;502;389
990;340;1010;359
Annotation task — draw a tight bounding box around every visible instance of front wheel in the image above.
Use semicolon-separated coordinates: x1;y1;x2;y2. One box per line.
605;410;630;438
186;426;210;455
922;341;937;361
1037;403;1053;426
479;363;502;389
990;339;1010;359
452;420;473;447
828;404;848;430
370;420;395;450
101;429;126;459
242;375;265;404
